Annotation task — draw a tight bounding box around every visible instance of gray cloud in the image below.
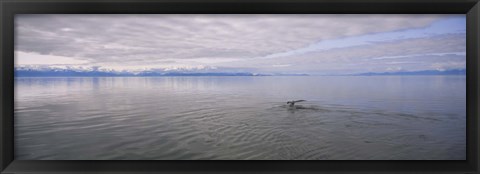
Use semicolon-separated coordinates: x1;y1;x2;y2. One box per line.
16;15;443;59
15;14;463;73
225;33;465;74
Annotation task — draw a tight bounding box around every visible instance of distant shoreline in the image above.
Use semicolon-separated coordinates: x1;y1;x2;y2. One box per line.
14;69;465;77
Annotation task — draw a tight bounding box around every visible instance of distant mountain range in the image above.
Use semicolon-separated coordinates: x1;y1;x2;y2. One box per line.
14;66;309;77
352;69;466;76
15;69;265;77
14;66;465;77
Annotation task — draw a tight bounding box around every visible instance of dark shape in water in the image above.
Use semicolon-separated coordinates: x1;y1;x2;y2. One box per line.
287;100;306;107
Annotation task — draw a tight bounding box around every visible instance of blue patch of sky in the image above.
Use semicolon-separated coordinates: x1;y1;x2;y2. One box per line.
262;16;465;59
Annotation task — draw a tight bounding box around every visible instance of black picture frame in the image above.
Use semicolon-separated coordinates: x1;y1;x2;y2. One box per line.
1;0;479;173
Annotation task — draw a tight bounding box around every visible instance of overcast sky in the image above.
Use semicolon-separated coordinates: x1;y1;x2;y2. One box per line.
15;14;466;75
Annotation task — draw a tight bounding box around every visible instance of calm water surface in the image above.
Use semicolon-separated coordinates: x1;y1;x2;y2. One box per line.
14;76;466;160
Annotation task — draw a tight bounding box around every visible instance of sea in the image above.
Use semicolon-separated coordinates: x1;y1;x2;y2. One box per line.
14;76;466;160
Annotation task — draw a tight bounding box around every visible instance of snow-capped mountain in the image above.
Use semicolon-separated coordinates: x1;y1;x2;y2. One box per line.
14;65;268;77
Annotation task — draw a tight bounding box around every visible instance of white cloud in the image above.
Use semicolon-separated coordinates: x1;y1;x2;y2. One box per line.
15;51;89;65
272;64;291;67
60;28;73;32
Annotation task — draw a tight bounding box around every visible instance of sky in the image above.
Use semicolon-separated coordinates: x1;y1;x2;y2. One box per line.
14;14;466;75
